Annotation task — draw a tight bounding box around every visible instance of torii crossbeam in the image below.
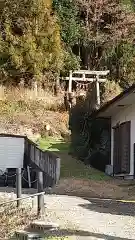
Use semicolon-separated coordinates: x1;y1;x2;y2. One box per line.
64;70;110;106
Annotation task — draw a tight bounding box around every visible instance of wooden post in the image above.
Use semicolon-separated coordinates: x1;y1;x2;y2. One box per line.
56;158;61;184
83;73;85;81
16;168;22;208
33;80;38;97
37;171;44;218
96;75;100;107
69;70;73;93
27;166;31;188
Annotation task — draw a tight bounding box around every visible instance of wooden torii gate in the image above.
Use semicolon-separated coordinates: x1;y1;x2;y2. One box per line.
64;70;109;108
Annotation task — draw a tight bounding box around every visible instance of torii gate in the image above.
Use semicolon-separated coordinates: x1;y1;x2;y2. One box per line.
64;70;109;107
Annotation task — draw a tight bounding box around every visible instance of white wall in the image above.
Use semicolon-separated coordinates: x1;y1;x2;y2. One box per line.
111;103;135;176
0;137;25;169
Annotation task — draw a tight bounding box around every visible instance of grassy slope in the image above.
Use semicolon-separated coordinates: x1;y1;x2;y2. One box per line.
39;138;135;201
38;137;110;181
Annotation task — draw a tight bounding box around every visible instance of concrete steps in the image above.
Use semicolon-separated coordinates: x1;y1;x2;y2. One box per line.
15;220;59;240
15;230;43;240
30;220;58;231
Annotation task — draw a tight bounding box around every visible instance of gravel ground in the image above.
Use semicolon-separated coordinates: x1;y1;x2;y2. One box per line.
0;188;135;240
44;195;135;240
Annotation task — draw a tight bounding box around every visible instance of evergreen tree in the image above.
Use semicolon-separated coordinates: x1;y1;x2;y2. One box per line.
53;0;135;87
53;0;80;46
53;0;81;73
0;0;63;85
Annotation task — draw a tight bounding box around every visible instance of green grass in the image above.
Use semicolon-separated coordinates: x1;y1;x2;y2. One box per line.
60;158;110;180
38;137;110;181
39;137;69;152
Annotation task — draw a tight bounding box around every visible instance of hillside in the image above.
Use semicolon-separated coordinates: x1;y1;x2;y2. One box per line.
0;86;69;140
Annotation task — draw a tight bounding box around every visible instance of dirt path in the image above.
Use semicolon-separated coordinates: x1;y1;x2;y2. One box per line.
53;151;135;201
53;178;135;200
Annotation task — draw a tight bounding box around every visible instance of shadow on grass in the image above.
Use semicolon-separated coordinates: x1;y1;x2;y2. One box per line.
22;228;135;240
79;198;135;217
10;228;134;240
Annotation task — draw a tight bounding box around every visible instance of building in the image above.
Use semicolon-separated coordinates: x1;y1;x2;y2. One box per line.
92;84;135;179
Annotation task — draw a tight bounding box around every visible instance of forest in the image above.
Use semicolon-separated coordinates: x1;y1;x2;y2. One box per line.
0;0;135;96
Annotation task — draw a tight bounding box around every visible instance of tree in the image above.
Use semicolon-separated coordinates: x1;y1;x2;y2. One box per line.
53;0;80;46
76;0;135;69
0;0;63;85
53;0;81;73
102;80;122;103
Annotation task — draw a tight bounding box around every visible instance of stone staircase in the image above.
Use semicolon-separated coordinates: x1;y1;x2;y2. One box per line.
15;220;59;239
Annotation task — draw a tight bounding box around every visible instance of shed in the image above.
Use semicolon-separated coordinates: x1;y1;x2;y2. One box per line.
92;84;135;179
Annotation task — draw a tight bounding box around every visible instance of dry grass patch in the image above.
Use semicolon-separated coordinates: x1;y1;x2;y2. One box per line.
0;202;36;239
0;87;65;112
0;85;69;138
0;85;64;110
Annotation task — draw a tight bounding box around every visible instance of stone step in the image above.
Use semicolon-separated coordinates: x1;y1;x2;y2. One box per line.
15;221;59;239
30;220;59;232
15;230;44;240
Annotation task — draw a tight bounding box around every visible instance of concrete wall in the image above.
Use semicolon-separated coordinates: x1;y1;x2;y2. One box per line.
111;103;135;177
